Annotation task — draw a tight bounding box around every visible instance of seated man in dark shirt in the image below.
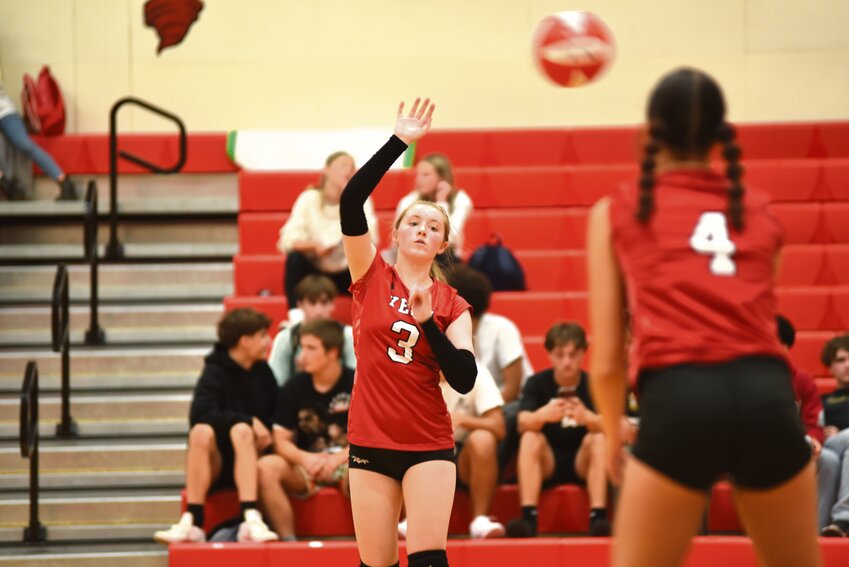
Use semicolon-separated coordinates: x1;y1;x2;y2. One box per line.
506;322;611;538
155;307;279;544
257;319;353;540
820;334;849;537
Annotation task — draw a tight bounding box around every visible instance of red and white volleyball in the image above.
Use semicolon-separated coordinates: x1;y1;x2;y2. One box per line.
532;11;615;88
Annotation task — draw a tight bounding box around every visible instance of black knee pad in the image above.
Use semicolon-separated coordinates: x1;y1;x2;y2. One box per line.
408;549;448;567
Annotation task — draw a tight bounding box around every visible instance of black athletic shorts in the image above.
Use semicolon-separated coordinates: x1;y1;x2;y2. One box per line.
632;355;810;492
348;443;455;482
544;448;582;488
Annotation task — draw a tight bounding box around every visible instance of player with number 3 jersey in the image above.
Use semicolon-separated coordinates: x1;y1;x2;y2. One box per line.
339;98;476;567
588;68;822;567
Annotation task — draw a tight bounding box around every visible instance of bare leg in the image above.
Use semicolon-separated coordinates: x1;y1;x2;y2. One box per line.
230;422;259;502
185;424;222;503
517;431;555;507
350;468;403;566
574;432;608;509
612;458;707;567
734;462;823;567
403;460;456;555
257;454;307;538
459;430;500;518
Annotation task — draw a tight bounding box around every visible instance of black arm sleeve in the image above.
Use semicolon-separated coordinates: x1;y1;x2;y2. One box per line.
340;135;408;236
420;316;477;394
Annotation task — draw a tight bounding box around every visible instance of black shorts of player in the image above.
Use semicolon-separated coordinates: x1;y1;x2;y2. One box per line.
632;355;811;492
348;443;456;482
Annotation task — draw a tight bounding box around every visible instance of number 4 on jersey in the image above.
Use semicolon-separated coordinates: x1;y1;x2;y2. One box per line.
689;212;737;276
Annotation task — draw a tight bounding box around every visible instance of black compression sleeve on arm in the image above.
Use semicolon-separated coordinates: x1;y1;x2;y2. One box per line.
340;135;408;236
420;317;477;394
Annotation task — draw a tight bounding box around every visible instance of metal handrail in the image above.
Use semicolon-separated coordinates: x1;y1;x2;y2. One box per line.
20;361;46;544
106;97;187;259
51;265;77;438
83;181;105;345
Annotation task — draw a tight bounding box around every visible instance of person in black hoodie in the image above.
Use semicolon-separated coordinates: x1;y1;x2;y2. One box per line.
154;307;279;544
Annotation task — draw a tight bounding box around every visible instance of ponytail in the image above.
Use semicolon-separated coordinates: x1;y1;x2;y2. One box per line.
717;123;745;231
635;132;661;224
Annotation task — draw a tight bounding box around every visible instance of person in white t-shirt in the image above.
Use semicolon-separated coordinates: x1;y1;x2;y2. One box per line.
398;363;506;540
277;151;379;317
448;265;533;477
394;152;473;262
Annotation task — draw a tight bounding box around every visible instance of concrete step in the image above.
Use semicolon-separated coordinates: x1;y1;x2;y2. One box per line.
0;242;237;262
0;221;237;247
0;470;184;491
0;489;181;531
0;371;197;394
0;304;221;347
0;544;167;566
0;440;186;474
0;393;190;422
0;347;207;378
0;263;232;304
0;417;188;440
34;173;238;201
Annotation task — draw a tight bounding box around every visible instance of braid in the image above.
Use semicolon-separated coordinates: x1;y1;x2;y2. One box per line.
717;123;745;231
636;133;661;224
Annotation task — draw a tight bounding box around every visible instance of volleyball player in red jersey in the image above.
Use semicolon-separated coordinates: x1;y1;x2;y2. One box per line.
339;98;477;567
588;68;822;567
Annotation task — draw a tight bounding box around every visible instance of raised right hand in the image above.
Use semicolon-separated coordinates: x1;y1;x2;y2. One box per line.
394;97;435;144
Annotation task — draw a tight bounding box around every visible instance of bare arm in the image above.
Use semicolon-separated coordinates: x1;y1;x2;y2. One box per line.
454;406;506;441
586;197;628;483
499;357;523;403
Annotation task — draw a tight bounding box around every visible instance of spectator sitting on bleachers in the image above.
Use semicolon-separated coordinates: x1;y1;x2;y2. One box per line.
394;152;472;263
448;265;533;475
0;80;77;201
267;275;355;386
506;322;611;538
277;151;379;319
257;319;353;540
776;315;832;529
398;362;506;540
154;307;278;544
819;333;849;537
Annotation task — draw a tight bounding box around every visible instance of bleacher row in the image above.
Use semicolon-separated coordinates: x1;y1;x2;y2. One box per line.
210;122;849;543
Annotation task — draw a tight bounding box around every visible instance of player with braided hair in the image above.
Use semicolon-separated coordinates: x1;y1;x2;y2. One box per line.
588;68;822;567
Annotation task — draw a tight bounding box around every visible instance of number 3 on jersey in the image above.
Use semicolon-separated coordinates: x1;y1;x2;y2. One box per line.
387;320;420;364
689;212;737;276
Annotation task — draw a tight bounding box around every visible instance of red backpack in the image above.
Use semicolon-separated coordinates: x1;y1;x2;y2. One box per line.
21;66;66;135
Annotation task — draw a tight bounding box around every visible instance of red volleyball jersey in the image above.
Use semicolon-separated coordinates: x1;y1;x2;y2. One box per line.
609;169;787;382
347;254;471;451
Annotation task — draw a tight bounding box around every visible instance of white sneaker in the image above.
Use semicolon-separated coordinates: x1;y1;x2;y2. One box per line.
469;515;506;539
397;518;408;540
153;512;206;544
237;509;279;543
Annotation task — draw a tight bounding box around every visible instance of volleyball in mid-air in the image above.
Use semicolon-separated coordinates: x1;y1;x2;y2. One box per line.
532;11;615;88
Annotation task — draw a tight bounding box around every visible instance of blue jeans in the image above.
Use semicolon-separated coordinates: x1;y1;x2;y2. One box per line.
0;112;63;180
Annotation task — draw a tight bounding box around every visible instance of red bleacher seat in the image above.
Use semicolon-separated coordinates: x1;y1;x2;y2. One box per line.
821;160;849;201
822;203;849;244
517;250;587;292
737;124;819;159
745;160;821;202
776;288;831;331
778;246;827;286
32;133;236;174
818;123;849;159
490;292;587;337
233;255;284;296
789;331;835;374
827;246;849;286
708;482;742;533
771;203;825;244
223;295;353;331
238;213;287;255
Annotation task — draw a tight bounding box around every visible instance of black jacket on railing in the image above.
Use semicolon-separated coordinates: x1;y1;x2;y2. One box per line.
189;344;277;447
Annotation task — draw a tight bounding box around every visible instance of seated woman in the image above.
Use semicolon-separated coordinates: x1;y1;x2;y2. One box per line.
394;153;473;263
277;151;379;319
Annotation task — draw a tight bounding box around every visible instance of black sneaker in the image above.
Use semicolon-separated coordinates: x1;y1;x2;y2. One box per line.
57;178;79;201
822;522;848;537
505;517;536;538
589;516;612;537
